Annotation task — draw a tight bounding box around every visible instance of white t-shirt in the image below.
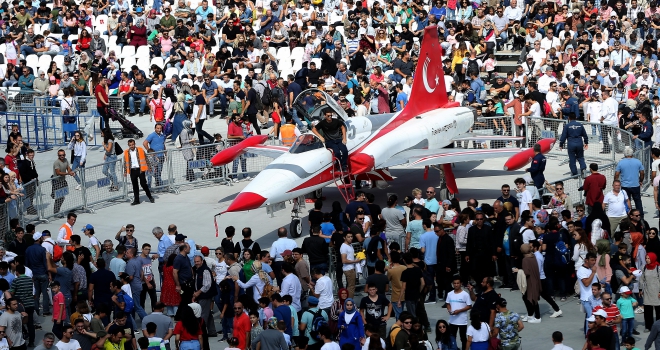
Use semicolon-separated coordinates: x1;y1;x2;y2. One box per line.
651;159;660;173
88;236;100;259
121;284;133;296
56;339;82;350
520;227;535;244
0;338;8;350
576;265;598;301
446;290;472;325
517;189;532;212
340;243;355;271
528;102;541;119
603;190;629;218
466;323;490;342
362;338;386;350
314;275;334;309
321;342;341;350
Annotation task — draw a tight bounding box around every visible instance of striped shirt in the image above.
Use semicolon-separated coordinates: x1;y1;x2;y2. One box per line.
10;275;34;308
592;305;621;332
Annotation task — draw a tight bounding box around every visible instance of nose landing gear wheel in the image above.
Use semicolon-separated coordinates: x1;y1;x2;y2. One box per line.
290;218;302;238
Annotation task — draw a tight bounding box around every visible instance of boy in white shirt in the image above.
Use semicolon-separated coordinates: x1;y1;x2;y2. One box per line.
446;276;472;348
515;177;533;214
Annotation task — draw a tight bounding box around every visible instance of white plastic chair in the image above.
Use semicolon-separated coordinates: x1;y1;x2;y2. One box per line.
165;67;179;80
268;47;277;57
137;57;150;73
151;57;164;68
123;56;137;70
237;68;248;79
108;35;118;47
95;15;108;31
120;45;136;59
53;55;64;67
25;55;39;72
276;47;290;61
292;58;303;71
38;55;52;70
278;58;292;72
135;46;150;58
291;47;304;58
311;58;322;67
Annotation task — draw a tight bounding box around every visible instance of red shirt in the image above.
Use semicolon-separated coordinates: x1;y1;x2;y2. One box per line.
233;312;250;350
173;320;202;341
583;173;606;206
592;305;621;332
95;85;108;107
228;122;244;139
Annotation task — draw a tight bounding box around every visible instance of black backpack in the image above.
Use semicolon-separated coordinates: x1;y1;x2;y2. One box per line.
307;309;328;341
260;83;272;106
237;240;256;263
467;58;479;76
367;235;384;262
114;141;123;155
271;87;286;107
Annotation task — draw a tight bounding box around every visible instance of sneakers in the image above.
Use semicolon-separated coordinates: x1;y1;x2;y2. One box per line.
520;315;528;322
75;184;81;191
528;317;542;323
635;306;644;314
549;310;563;318
424;299;437;304
232;178;240;183
560;297;567;302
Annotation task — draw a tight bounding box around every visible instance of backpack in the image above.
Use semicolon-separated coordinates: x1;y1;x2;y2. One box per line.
385;325;401;350
119;291;135;313
46;241;64;262
306;308;329;341
366;235;384;262
114;141;123;155
466;59;479;76
260;85;272;107
152;99;165;122
543;100;552;116
555;233;570;266
237;241;256;263
271;87;286;107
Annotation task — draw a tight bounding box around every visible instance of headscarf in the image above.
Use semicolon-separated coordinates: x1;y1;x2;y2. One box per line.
337;287;348;305
136;19;144;27
251;260;270;284
268;317;278;330
343;298;356;314
182;119;193;133
188;303;202;318
631;231;644;259
596;239;610;267
520;243;532;257
647;252;660;270
570;53;579;67
95;50;103;58
586;202;611;238
536;210;549;227
647;232;660;257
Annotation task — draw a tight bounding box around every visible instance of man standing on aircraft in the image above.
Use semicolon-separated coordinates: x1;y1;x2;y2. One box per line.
312;108;349;172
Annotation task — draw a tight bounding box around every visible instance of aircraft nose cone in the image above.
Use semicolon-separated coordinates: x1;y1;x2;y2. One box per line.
226;192;268;212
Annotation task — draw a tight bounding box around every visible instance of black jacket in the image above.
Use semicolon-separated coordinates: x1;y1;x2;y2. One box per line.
466;224;496;258
507;223;523;259
19;159;38;184
436;233;456;271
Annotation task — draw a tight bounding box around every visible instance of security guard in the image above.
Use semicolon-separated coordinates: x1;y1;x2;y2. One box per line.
635;109;654;149
526;143;546;189
559;112;589;176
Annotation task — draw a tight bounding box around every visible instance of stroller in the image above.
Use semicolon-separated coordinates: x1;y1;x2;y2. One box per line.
108;107;143;139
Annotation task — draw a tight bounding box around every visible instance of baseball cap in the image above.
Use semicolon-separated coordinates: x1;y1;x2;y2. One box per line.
175;233;187;241
609;70;618;78
619;286;633;295
81;224;94;232
590;69;598;77
42;230;51;236
282;249;293;256
442;199;452;205
33;232;42;241
136;7;143;12
631;83;638;89
526;53;533;59
201;246;210;255
546;66;553;72
586;315;596;323
593;309;608;318
591;92;599;98
308;296;319;305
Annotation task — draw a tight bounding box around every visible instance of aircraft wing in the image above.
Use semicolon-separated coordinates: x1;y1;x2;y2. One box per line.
378;147;527;168
244;145;290;158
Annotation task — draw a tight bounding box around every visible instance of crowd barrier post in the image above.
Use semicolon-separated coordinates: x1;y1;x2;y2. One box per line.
36;172;89;222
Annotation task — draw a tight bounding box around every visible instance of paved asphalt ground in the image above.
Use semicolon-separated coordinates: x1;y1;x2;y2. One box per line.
22;113;660;349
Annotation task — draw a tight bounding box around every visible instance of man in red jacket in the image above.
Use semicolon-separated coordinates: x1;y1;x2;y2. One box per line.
582;163;607;215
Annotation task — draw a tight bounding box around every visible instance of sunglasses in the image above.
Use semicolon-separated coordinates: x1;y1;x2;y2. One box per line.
403;321;412;324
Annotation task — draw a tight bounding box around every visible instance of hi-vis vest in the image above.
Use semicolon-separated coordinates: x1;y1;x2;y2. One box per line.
280;124;297;147
59;223;75;251
124;147;149;174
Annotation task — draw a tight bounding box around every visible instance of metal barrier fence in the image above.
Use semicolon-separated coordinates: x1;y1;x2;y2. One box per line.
225;138;281;180
524;117;634;170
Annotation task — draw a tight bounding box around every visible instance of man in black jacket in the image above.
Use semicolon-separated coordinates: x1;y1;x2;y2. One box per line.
18;148;38;215
466;211;496;289
302;226;330;275
434;222;456;304
502;211;522;290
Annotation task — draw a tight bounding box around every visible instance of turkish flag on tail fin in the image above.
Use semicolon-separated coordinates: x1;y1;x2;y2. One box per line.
403;26;449;117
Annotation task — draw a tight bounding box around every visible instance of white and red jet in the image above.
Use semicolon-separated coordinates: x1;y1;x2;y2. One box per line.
211;26;554;217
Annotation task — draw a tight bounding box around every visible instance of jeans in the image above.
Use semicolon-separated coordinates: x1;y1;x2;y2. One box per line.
20;45;36;58
555;22;565;33
218;94;228;115
426;264;437;300
179;340;200;350
71;155;83;184
103;154;118;186
621;317;634;341
405;300;417;317
325;139;349;168
622;186;643;215
153;155;164;187
231;156;248;179
140;280;157;311
129;93;147;113
581;300;592;335
206;96;219;115
449;324;467;350
132;290;148;319
310;263;328;276
34;274;51;315
290;108;306;129
221;315;233;339
567;142;587;175
388;73;404;83
195;119;214;145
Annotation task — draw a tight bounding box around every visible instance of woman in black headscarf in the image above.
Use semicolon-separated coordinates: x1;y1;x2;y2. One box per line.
585;202;611;243
646;227;660;258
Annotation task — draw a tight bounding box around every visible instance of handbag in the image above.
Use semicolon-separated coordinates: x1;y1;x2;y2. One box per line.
486;324;501;350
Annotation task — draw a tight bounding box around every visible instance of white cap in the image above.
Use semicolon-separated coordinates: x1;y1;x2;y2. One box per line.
619;286;633;294
32;232;42;241
593;309;608;318
590;69;598;77
586;315;596;322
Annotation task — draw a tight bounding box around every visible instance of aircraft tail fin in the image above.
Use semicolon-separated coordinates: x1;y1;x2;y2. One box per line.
403;26;449;116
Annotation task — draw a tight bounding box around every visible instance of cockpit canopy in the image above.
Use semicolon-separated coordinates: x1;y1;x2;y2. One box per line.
292;88;348;123
289;134;324;154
